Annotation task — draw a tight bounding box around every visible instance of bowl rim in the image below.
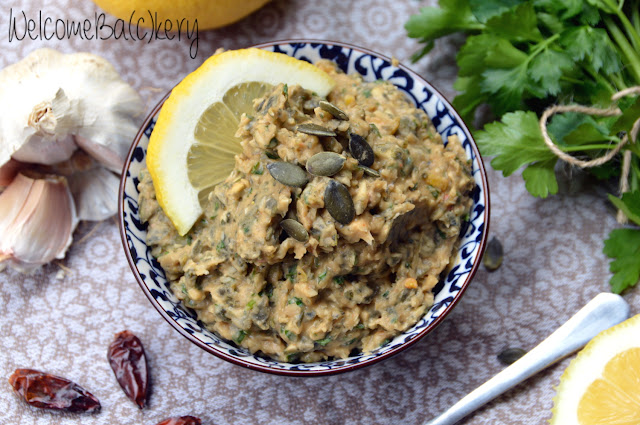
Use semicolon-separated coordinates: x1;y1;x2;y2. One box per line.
118;38;491;376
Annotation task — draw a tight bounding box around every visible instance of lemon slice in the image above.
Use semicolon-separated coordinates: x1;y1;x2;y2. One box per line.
146;48;335;235
550;314;640;425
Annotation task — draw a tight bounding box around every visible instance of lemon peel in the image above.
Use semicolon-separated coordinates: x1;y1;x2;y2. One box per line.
147;48;335;235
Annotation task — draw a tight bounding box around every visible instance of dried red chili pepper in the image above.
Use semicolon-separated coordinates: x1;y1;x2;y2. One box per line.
8;368;100;413
107;330;149;409
156;416;202;425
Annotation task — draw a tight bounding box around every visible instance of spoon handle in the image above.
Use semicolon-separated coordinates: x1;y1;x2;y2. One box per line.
425;293;630;425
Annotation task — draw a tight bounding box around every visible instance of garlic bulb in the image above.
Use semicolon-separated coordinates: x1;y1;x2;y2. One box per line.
0;48;143;168
0;48;144;273
0;173;78;273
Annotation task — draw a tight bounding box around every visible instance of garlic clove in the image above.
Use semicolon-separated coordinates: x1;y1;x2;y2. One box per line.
12;134;78;165
0;173;78;273
0;48;143;173
0;158;23;189
68;165;120;221
75;135;128;174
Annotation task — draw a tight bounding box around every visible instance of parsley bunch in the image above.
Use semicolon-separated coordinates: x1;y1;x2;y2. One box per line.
406;0;640;293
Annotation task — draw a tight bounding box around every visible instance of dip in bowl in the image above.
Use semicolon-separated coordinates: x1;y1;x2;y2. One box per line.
119;40;490;376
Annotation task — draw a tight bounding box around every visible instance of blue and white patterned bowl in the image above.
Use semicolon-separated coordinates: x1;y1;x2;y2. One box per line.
119;40;490;376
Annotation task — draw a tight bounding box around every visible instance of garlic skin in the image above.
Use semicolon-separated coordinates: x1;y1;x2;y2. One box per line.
45;150;120;221
0;48;143;170
68;164;120;221
0;173;78;273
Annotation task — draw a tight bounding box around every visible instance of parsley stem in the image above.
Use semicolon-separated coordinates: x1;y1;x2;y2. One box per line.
631;158;640;192
603;0;640;51
584;65;617;96
527;34;560;65
561;142;622;152
604;16;640;83
627;142;640;158
633;2;640;35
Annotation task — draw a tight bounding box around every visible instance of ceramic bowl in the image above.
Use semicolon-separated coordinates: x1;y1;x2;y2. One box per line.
119;40;490;376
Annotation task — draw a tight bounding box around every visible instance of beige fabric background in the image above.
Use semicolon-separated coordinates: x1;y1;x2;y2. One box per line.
1;1;638;424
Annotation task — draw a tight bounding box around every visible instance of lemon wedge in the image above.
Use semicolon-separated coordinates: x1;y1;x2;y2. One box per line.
550;314;640;425
146;48;335;235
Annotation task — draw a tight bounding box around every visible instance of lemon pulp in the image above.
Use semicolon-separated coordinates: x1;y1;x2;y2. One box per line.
188;81;272;205
577;347;640;425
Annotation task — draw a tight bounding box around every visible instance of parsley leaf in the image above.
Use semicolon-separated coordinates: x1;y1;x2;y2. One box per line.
534;0;583;20
547;112;614;146
612;98;640;137
480;66;530;115
603;228;640;293
522;159;558;198
476;111;555;175
469;0;524;23
559;27;622;74
608;191;640;226
457;34;527;76
404;0;482;60
528;49;573;96
452;76;489;123
484;3;542;43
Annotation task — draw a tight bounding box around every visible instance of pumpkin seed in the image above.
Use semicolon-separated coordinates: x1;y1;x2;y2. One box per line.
319;100;349;120
483;236;504;271
357;165;380;177
497;347;526;365
280;219;309;242
266;161;309;188
349;133;374;166
306;152;345;176
324;180;355;225
296;123;336;137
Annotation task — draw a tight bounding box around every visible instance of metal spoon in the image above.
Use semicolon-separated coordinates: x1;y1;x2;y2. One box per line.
425;293;630;425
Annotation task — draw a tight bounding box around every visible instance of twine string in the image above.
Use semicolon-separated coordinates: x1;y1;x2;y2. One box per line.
539;87;640;223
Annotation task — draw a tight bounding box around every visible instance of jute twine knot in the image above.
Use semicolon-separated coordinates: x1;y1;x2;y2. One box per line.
539;86;640;224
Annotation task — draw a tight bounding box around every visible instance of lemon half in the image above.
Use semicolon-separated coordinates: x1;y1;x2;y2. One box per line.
91;0;270;30
550;314;640;425
146;48;335;235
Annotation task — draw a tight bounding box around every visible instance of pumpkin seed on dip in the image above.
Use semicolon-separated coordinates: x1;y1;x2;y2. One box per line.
348;132;375;166
318;100;349;120
266;161;309;188
280;218;309;242
296;123;336;137
324;179;356;225
306;152;345;176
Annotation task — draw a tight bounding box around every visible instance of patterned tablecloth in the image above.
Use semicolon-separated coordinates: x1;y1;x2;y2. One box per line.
1;1;638;424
